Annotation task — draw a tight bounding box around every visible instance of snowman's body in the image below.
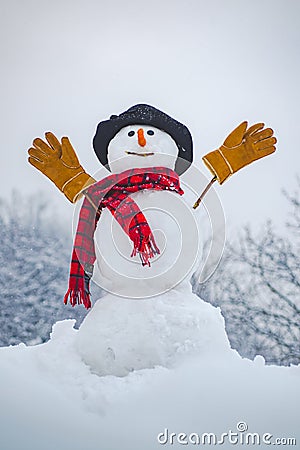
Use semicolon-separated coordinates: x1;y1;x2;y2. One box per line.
93;189;200;297
75;282;231;377
76;119;223;376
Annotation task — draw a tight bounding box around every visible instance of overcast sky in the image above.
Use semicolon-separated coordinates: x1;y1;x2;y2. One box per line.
1;0;299;235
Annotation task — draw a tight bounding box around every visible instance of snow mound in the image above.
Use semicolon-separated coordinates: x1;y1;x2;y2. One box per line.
0;294;299;450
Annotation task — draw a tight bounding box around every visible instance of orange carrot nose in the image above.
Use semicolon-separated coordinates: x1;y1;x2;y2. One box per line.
137;128;146;147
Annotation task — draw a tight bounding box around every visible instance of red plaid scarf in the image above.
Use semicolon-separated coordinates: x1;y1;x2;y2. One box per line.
64;167;184;309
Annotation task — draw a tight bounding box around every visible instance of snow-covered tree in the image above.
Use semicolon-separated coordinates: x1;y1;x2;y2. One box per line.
195;179;300;366
0;191;90;346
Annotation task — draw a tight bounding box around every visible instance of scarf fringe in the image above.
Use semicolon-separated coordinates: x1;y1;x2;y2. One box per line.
64;287;92;310
131;234;160;266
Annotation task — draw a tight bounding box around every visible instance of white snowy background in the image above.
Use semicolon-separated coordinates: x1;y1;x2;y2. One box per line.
0;1;300;449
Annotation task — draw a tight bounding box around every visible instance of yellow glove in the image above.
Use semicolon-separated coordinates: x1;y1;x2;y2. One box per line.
202;122;277;184
28;132;95;203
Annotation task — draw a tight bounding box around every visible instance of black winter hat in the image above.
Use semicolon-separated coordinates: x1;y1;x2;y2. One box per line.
93;104;193;175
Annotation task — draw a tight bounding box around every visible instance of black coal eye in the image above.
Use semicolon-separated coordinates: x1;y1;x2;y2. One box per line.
147;130;154;136
128;130;135;137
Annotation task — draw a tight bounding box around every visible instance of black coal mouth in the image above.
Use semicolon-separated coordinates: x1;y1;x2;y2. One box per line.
125;151;155;157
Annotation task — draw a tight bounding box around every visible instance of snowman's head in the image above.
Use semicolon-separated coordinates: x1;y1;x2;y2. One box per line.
107;124;180;173
93;104;193;175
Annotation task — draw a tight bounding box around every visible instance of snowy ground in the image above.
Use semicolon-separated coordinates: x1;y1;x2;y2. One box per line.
0;289;299;450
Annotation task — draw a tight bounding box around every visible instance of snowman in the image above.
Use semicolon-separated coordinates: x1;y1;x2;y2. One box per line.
28;104;276;376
